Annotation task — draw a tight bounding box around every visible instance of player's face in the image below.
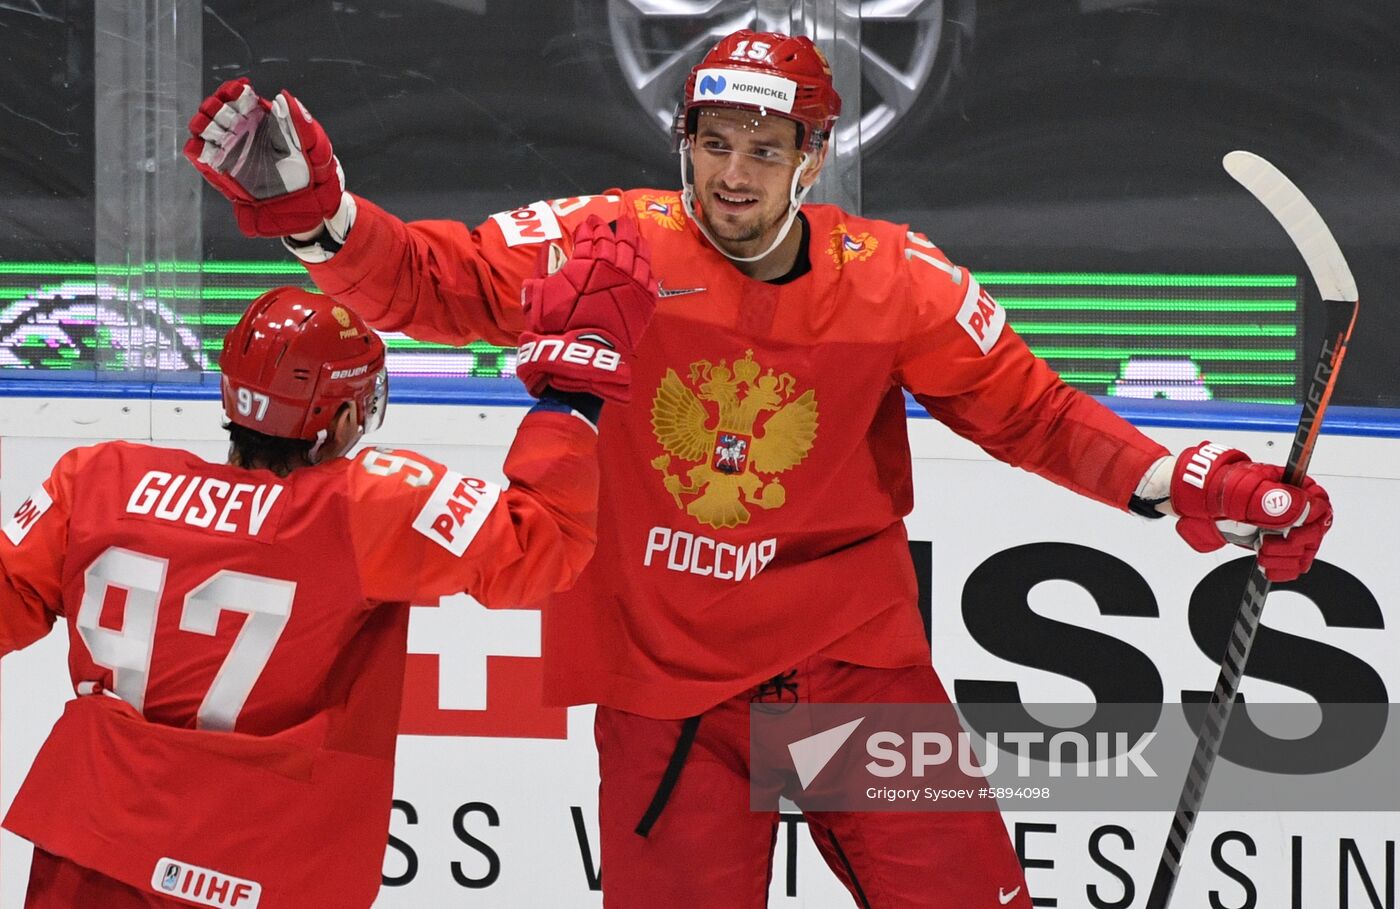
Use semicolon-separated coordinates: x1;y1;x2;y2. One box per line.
690;108;816;256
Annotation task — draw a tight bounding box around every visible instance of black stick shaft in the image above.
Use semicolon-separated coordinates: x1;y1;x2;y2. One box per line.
1146;298;1356;909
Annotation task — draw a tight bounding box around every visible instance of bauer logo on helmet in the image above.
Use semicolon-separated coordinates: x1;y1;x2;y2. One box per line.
330;363;370;380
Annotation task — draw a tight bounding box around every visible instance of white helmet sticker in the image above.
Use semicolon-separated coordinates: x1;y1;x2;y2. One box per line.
692;68;798;114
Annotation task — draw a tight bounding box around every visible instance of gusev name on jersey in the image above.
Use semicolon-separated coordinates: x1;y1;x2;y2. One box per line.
0;408;596;908
305;189;1170;719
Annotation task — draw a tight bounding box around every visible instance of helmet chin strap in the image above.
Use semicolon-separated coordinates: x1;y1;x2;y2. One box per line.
308;419;370;465
307;428;330;464
680;142;814;265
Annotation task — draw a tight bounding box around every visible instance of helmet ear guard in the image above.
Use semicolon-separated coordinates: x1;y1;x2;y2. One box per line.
219;286;387;443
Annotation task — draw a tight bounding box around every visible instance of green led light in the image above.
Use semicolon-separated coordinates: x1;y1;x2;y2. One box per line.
0;263;98;276
383;339;475;351
147;288;278;300
0;263;1311;407
197;288;276;300
980;273;1297;288
1016;323;1297;337
1199;374;1296;385
998;298;1297;312
1032;347;1296;360
99;261;305;276
1056;371;1119;382
189;317;516;352
0;261;308;277
0;263;1299;287
0;263;1300;287
200;261;308;275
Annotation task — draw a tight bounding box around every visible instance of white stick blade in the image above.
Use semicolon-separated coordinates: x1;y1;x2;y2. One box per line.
1222;151;1358;302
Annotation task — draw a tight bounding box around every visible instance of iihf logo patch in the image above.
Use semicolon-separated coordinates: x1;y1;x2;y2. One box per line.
150;857;261;907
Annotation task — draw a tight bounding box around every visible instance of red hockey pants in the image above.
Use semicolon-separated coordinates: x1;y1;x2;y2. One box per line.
595;655;1033;908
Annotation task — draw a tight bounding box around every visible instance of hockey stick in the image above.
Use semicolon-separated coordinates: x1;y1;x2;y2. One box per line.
1145;151;1359;909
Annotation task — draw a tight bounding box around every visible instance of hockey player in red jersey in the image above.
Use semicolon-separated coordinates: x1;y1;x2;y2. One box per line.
0;218;655;908
187;29;1334;909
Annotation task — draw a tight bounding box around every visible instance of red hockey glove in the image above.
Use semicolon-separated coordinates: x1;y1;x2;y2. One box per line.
185;79;347;238
515;215;657;404
1169;441;1333;582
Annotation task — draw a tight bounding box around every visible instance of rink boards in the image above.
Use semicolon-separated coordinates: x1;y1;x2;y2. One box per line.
0;394;1396;908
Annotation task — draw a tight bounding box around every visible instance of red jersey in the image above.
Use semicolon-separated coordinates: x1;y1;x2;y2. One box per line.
0;407;596;907
304;190;1169;718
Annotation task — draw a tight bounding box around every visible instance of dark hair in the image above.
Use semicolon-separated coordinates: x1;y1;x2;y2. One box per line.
225;421;315;477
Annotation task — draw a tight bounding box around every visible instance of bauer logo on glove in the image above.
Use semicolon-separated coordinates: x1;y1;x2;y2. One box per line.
514;215;658;405
516;335;623;374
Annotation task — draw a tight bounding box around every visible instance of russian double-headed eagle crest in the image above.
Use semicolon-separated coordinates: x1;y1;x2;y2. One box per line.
650;349;818;529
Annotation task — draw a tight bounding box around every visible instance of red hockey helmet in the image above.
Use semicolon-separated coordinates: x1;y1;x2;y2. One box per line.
219;286;387;441
676;29;842;153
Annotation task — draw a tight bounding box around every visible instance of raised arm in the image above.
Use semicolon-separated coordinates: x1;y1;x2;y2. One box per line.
186;79;624;346
350;214;656;605
348;411;600;609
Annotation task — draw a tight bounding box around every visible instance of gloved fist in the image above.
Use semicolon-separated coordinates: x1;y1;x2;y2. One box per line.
184;78;347;238
1170;441;1333;582
515;215;658;404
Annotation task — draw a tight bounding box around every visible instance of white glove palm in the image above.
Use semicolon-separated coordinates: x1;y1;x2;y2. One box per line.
185;78;352;245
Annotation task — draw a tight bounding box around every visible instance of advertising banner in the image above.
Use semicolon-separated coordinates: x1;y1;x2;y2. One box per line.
1;415;1395;908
